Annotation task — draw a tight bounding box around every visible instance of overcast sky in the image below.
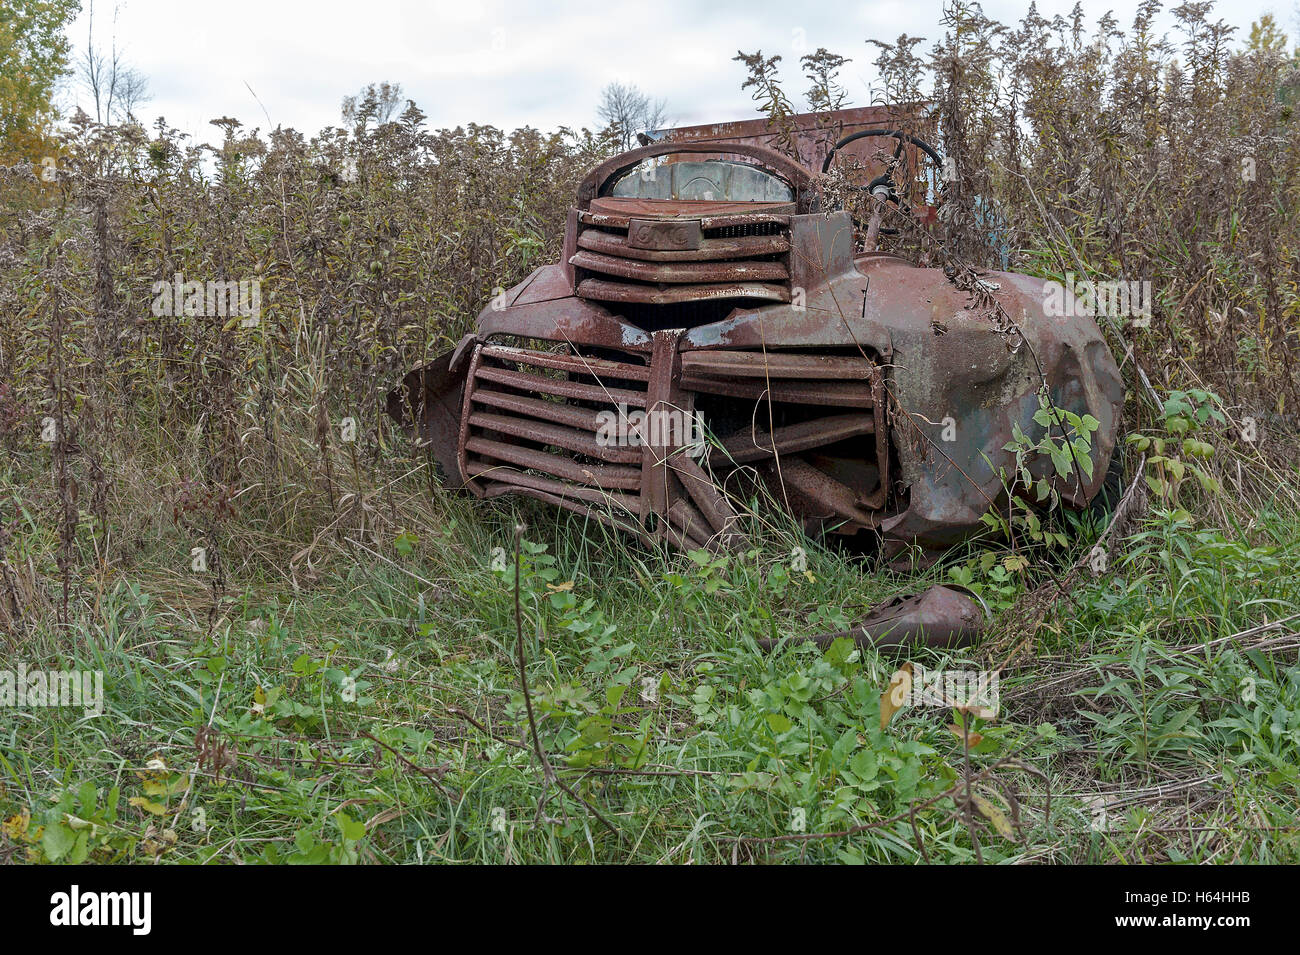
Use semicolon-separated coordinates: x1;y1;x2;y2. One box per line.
62;0;1298;143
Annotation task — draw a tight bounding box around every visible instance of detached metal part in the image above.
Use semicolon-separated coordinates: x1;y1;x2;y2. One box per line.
387;112;1123;563
755;585;986;652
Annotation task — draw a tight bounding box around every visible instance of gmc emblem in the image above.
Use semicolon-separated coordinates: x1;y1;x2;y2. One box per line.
626;218;702;251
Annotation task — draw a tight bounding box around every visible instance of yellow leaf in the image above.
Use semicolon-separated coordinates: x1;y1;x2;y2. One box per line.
2;811;30;842
971;794;1015;839
880;663;913;730
546;581;574;593
128;796;167;816
139;766;189;797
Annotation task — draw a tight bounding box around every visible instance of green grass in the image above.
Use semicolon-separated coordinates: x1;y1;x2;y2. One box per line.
4;478;1300;864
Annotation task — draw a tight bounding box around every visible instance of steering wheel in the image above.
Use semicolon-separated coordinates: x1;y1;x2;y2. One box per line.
821;129;944;236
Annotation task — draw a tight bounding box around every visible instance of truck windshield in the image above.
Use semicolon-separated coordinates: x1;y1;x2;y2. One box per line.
608;159;794;202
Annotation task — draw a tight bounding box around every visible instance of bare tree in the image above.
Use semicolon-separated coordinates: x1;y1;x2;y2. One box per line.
596;82;669;150
79;1;151;123
114;65;150;119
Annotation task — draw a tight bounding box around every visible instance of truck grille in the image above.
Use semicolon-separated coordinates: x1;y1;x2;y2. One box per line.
459;340;729;550
457;340;891;550
572;208;793;305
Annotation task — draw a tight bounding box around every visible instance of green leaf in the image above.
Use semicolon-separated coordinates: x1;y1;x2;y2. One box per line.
765;712;793;734
42;822;75;861
336;812;366;842
69;830;90;864
849;748;879;783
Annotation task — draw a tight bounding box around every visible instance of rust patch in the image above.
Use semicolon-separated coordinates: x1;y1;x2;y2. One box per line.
756;585;986;652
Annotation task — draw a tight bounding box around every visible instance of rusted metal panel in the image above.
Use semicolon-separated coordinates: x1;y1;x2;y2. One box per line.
679;374;874;407
680;350;871;379
470;388;607;432
386;346;470;488
756;585;984;651
504;264;573;307
670;454;741;540
571;249;788;285
469;465;641;517
709;414;875;466
561;209;579;291
475;296;653;351
580;205;793;229
572;252;785;285
466;437;642;490
467;411;640;465
473;364;647;407
641;329;685;523
577;229;790;262
666;493;713;546
480;343;649;381
787;212;857;295
455;344;486;494
759;456;883;534
647;104;934;190
590;197;797;220
577;278;791;305
864;369;891;512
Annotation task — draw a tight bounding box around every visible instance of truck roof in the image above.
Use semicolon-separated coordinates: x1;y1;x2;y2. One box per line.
639;103;934;179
